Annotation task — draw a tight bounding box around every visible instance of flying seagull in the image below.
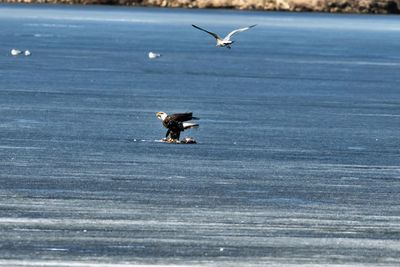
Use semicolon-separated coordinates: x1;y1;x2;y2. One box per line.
156;112;199;142
192;24;257;49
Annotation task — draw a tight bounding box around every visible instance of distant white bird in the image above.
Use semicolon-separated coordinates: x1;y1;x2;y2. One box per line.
148;52;161;59
11;49;22;56
24;50;31;56
192;24;257;49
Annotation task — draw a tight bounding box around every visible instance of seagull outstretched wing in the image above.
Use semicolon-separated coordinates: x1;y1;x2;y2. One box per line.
192;24;222;41
223;24;257;41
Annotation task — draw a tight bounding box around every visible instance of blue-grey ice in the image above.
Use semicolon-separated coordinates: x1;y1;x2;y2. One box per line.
0;3;399;267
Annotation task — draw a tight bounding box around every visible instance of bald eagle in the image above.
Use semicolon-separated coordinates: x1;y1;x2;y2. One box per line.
156;112;199;142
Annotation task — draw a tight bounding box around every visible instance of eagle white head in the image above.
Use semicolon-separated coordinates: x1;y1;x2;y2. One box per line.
156;111;168;121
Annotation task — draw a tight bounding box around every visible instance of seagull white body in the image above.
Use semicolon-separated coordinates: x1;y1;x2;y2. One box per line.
11;49;22;56
148;52;161;59
192;24;257;49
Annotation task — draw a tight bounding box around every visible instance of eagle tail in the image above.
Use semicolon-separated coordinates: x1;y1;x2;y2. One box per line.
183;122;199;130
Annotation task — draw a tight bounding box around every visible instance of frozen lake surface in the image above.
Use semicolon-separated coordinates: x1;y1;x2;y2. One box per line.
0;4;400;266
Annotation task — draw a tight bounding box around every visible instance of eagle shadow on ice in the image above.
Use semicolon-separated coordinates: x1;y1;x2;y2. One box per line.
156;112;199;144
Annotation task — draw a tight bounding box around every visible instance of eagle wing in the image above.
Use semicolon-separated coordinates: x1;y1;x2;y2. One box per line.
192;24;222;41
167;112;196;122
223;24;257;41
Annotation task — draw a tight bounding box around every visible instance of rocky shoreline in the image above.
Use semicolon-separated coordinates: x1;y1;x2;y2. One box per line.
1;0;400;14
